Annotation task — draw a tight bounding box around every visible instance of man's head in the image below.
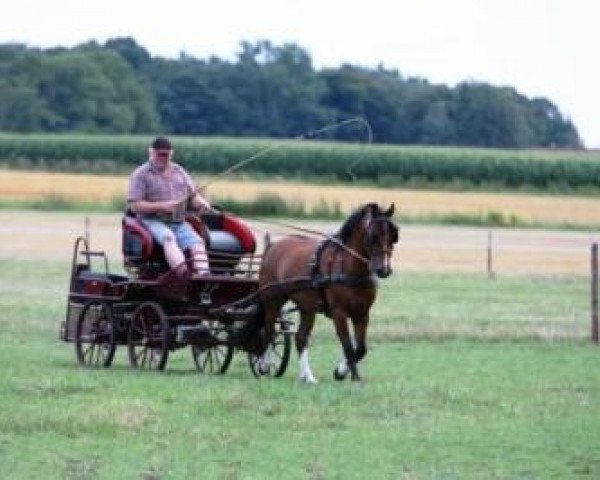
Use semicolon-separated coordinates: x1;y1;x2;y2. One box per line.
149;136;173;170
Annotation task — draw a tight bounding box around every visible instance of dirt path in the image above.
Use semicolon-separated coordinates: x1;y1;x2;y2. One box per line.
0;210;596;276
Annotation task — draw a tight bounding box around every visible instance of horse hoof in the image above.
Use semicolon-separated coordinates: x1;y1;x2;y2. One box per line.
333;367;348;381
299;375;318;384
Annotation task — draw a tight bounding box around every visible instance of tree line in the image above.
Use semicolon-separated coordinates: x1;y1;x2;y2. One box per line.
0;38;581;148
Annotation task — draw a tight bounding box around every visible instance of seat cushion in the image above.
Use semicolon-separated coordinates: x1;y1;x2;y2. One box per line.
208;231;243;253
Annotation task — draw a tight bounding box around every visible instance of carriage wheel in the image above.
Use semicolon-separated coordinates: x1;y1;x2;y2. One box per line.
191;321;234;374
75;301;116;368
247;303;294;378
128;302;170;371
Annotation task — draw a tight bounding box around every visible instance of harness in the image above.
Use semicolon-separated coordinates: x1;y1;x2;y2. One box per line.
309;239;376;317
211;209;395;318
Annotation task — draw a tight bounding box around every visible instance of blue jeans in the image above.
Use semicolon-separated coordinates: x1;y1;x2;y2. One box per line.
141;219;201;251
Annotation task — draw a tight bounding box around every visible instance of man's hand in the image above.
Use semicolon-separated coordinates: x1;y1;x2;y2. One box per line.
156;199;182;215
129;199;181;216
190;192;212;213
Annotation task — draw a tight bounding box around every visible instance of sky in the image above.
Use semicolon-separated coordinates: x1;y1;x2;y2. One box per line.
1;0;598;148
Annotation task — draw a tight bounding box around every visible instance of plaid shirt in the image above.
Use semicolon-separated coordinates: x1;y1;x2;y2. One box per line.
128;161;195;221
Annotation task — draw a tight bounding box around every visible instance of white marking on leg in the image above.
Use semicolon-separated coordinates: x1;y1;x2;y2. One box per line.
336;358;349;378
298;348;317;384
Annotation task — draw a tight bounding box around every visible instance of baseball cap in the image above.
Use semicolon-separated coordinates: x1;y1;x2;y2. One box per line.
151;136;172;150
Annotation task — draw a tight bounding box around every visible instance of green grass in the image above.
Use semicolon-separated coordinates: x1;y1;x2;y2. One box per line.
1;258;599;478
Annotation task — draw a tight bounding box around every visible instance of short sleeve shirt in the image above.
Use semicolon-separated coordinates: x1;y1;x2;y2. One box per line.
128;161;196;221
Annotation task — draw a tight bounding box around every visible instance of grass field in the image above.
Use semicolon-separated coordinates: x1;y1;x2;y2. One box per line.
5;169;600;228
1;255;599;478
2;203;600;478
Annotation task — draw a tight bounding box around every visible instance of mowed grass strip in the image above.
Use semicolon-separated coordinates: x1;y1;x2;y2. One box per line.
1;257;599;478
4;169;600;227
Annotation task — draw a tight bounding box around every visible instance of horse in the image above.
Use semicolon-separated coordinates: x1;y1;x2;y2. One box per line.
257;203;398;382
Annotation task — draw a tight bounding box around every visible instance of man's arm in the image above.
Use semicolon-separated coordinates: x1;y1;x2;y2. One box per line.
189;191;211;213
129;199;181;215
181;169;211;212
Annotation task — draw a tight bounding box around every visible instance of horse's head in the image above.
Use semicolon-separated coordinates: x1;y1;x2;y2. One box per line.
337;203;399;278
363;203;399;278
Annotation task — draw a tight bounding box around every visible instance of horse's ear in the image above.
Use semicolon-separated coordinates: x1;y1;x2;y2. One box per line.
385;203;395;217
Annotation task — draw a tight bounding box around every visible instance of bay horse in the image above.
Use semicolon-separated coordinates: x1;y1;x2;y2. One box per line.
258;203;398;382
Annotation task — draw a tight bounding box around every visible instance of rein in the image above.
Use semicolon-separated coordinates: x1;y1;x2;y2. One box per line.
177;118;395;278
249;217;370;265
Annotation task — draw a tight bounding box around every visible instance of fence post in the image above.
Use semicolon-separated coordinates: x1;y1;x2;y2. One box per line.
591;242;598;344
487;230;495;280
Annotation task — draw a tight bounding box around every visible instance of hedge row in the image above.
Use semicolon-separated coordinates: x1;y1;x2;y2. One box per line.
1;133;600;189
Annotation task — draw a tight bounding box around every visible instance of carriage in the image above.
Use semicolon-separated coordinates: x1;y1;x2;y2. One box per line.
60;210;293;377
61;203;398;382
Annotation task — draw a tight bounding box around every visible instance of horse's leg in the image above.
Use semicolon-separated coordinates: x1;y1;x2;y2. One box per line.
353;315;369;364
296;311;317;384
332;312;360;381
335;315;369;380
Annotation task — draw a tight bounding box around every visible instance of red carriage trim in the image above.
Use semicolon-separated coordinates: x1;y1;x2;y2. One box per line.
123;216;153;260
221;214;256;253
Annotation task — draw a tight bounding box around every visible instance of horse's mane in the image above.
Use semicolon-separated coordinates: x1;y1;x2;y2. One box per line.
336;203;381;243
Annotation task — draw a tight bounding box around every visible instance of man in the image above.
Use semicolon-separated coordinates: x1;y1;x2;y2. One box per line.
127;136;211;277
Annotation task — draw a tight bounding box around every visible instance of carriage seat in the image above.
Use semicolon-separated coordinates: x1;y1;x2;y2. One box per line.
208;231;244;253
122;211;256;270
201;212;256;254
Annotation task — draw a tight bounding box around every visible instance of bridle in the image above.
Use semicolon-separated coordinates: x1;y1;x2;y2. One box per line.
324;211;397;274
364;214;396;273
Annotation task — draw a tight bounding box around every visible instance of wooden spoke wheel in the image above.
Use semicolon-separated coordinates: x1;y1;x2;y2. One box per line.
248;303;294;378
191;321;234;374
128;302;170;371
75;301;116;368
